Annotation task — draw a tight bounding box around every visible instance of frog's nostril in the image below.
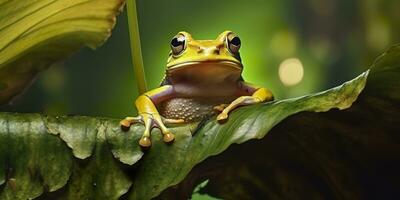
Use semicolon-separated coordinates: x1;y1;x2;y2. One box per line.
197;47;204;53
212;48;220;55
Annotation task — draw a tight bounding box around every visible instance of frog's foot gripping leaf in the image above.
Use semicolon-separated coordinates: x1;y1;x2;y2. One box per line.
215;96;263;121
120;114;184;147
216;86;274;121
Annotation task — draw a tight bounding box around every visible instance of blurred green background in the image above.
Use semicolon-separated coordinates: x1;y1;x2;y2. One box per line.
1;0;399;118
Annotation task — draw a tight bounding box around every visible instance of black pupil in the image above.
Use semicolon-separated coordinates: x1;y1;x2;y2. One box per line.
231;37;241;46
171;37;183;47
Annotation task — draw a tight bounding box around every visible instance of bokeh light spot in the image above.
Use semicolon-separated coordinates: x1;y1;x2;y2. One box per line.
278;58;304;86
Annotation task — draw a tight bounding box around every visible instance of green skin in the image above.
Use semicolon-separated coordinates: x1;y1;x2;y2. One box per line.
120;31;274;147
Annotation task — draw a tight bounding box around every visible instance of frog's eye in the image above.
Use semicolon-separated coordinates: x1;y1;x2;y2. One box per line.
171;34;186;56
227;33;241;54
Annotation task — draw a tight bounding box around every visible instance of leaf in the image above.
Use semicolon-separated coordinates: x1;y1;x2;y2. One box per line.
57;122;131;200
0;44;399;199
0;0;125;104
0;114;72;199
161;45;400;199
129;72;367;199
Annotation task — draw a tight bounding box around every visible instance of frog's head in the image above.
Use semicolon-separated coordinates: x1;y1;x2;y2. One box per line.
166;31;243;84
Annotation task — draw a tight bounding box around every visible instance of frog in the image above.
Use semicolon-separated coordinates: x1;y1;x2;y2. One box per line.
120;31;274;147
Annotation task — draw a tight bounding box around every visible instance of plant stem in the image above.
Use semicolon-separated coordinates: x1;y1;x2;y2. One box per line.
126;0;147;94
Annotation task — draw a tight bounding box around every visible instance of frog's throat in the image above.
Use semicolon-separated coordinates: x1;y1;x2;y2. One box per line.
167;60;242;72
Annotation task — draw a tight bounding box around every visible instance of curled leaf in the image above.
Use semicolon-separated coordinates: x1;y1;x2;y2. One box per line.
0;0;125;104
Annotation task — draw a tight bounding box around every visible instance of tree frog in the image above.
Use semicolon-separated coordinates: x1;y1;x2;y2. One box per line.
120;31;274;147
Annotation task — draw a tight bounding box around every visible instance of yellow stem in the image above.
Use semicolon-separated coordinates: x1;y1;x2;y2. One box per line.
126;0;147;94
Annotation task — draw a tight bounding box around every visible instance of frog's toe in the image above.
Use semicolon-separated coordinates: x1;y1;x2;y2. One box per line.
138;117;153;147
124;114;179;147
120;119;131;128
163;132;175;143
150;114;177;144
162;118;185;124
157;121;176;143
217;112;229;121
139;136;152;147
120;116;142;131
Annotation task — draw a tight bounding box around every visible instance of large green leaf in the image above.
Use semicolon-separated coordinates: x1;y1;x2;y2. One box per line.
0;0;124;104
162;46;400;199
0;44;399;199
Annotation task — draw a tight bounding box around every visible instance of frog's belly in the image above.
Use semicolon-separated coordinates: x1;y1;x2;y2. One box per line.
158;98;233;122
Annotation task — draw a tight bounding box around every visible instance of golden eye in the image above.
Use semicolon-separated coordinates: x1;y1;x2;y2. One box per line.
170;34;186;55
226;33;241;54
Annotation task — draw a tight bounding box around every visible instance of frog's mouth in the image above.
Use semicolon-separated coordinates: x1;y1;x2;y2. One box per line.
166;60;243;84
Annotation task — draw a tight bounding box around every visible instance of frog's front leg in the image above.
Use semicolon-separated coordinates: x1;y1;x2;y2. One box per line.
120;85;184;147
216;82;274;121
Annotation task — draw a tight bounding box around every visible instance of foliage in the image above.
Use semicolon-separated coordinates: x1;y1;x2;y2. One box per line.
1;43;398;199
0;0;124;104
163;45;400;199
0;0;399;199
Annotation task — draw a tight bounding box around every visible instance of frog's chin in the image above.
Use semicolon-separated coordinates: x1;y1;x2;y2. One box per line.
166;61;243;84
